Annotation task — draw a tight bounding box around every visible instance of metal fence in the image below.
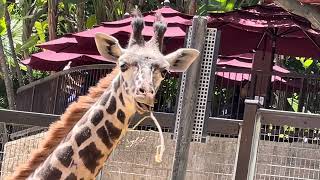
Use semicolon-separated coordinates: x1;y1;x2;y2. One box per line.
2;102;320;179
16;64;181;115
251;108;320;180
0;109;241;180
211;67;320;120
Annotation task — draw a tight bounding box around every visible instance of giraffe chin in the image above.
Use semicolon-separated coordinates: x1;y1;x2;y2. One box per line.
135;101;153;114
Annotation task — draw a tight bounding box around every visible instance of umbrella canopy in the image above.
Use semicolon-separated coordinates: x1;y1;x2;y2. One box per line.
217;53;290;73
36;6;192;54
23;50;110;71
216;53;289;82
23;4;320;71
208;4;320;58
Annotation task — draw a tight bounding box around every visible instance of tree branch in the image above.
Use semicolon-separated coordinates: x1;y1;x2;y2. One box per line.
30;2;48;28
274;0;320;30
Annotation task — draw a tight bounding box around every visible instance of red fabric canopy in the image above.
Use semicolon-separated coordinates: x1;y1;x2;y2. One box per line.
25;4;320;71
217;53;290;73
36;6;192;55
208;4;320;58
23;50;111;71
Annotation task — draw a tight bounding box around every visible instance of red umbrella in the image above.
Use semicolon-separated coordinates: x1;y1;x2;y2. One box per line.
215;54;304;92
22;50;111;71
216;53;289;81
36;6;192;54
217;53;290;73
208;4;320;58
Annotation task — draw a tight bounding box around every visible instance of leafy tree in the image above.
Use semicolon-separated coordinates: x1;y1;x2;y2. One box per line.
0;0;15;109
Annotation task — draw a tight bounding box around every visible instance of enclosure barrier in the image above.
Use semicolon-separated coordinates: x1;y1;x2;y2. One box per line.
15;64;181;115
1;102;320;179
0;109;241;180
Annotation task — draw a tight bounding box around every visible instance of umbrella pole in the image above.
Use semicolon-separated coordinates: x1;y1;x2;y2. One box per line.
265;38;276;108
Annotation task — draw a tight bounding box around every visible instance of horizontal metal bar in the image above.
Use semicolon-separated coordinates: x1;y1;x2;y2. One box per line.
0;109;243;135
0;109;59;127
207;117;242;135
17;64;116;93
9;127;47;139
0;110;177;130
258;108;320;129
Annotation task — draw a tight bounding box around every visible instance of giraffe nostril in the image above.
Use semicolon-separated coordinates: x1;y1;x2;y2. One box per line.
139;88;146;94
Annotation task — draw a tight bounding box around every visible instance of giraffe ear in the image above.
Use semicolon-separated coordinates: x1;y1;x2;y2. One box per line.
95;33;125;62
165;48;200;72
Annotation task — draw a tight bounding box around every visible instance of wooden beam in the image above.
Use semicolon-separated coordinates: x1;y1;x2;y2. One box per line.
171;16;207;180
0;109;59;127
234;100;261;180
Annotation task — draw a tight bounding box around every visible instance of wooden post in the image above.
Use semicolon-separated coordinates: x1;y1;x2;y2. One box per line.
171;16;207;180
234;99;261;180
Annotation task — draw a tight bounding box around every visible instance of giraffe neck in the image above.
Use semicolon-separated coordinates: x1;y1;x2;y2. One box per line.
29;75;136;180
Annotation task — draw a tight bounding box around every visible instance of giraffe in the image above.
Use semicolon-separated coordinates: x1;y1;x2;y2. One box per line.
7;12;199;180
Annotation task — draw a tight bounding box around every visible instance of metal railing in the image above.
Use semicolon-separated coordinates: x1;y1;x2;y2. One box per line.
210;67;320;120
16;64;181;115
233;101;320;180
3;101;320;179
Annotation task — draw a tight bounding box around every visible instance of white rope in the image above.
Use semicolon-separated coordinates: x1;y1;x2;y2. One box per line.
132;112;165;163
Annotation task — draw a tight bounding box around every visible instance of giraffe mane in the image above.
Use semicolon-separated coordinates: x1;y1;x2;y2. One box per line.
6;67;120;180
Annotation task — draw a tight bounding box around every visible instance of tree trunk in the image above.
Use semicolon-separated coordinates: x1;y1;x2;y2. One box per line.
21;0;48;83
126;0;134;12
176;0;185;12
93;0;107;24
48;0;58;40
21;0;34;83
0;37;16;109
22;20;34;83
5;4;24;87
76;0;86;32
274;0;320;30
188;0;197;15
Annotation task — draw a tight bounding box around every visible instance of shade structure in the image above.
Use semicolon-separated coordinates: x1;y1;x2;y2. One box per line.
208;4;320;58
24;4;320;72
38;36;77;52
36;6;192;55
216;53;289;82
217;53;290;73
22;50;110;71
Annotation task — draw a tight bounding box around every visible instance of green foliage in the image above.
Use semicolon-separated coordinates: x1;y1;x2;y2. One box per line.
86;15;96;28
284;57;319;74
34;21;48;43
287;93;299;112
15;35;38;53
0;17;5;35
0;0;5;18
197;0;260;15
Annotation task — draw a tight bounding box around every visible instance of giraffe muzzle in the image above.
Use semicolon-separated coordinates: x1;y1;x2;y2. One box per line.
135;94;155;113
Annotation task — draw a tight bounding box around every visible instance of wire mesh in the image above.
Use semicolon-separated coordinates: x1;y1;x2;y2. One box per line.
0;122;47;179
97;130;240;180
255;124;320;180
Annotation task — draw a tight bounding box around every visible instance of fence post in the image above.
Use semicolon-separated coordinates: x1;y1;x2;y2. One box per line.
171;16;207;180
234;99;261;180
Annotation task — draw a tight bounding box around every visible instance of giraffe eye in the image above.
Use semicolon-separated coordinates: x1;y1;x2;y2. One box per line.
120;63;129;72
160;69;168;78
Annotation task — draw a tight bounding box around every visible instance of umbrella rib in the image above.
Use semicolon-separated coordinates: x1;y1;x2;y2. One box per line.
255;31;267;50
277;28;301;37
302;29;320;51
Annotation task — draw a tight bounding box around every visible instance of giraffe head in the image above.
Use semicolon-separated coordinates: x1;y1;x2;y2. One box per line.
95;12;199;114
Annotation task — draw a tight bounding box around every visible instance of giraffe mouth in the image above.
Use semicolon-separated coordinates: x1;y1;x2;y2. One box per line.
136;102;154;113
